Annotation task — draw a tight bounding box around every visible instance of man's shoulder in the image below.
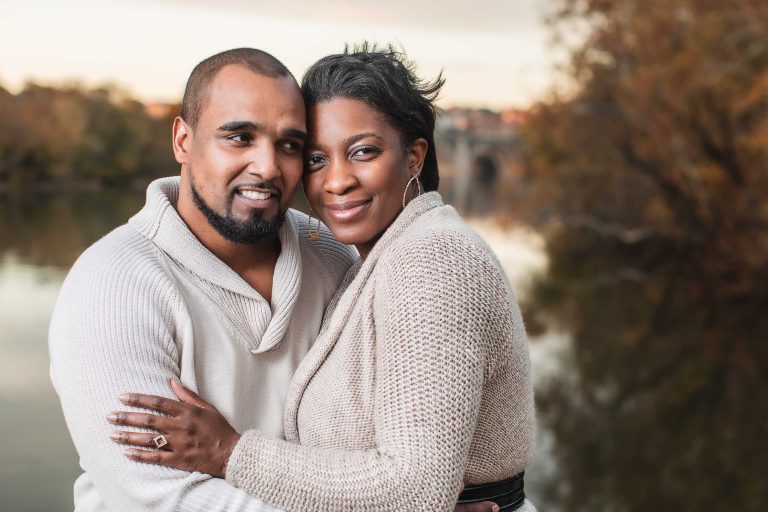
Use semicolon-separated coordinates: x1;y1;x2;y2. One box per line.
50;223;181;354
61;223;173;298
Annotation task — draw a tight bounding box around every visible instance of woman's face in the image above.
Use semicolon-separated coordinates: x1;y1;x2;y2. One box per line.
303;97;426;257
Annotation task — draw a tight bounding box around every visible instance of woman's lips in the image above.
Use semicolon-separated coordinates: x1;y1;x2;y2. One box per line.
324;199;371;222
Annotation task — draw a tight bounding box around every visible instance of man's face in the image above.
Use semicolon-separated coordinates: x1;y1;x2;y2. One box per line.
179;65;306;244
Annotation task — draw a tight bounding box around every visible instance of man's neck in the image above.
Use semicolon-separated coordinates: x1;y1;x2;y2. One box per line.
176;186;281;303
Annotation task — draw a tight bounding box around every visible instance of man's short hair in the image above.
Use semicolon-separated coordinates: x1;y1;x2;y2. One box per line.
180;48;295;129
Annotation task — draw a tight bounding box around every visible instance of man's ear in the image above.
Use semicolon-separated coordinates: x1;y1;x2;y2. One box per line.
172;117;191;165
407;138;428;178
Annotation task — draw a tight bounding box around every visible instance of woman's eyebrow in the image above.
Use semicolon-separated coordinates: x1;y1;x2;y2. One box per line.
305;132;382;152
342;132;381;147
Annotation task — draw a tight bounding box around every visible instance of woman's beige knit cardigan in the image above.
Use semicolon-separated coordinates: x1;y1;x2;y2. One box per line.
226;192;536;512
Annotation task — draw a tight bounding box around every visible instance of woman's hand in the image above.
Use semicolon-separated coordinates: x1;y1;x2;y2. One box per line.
107;379;240;478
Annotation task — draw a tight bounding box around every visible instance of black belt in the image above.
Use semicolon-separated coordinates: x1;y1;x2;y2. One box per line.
457;473;525;511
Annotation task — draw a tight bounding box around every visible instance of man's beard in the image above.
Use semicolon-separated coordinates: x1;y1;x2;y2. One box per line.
191;182;285;245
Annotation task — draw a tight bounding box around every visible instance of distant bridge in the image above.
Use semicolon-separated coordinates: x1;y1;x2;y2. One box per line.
434;122;524;215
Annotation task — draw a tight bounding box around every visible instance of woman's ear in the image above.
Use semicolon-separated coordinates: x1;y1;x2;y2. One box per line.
172;117;191;165
407;138;428;178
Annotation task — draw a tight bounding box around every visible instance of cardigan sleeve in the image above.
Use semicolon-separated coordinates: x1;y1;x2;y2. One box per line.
49;240;283;512
226;232;501;511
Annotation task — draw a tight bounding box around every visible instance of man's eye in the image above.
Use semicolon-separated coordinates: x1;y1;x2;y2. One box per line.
227;134;251;144
280;140;303;154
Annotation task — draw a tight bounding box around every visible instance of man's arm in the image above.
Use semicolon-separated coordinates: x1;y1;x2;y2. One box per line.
48;244;282;512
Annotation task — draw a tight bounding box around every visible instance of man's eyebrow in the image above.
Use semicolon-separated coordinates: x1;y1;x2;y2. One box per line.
217;122;307;142
217;121;261;132
282;128;308;142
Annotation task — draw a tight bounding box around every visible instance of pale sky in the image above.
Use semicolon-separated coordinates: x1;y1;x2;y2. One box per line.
0;0;560;109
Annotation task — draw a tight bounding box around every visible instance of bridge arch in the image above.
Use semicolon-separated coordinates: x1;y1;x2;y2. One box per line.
466;153;500;214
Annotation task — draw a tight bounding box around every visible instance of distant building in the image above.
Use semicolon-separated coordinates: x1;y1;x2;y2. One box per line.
144;102;175;120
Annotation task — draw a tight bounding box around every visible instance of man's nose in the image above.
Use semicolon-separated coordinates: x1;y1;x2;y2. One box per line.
245;143;280;181
323;160;357;195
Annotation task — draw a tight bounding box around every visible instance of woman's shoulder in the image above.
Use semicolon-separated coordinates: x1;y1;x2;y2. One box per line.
383;204;501;269
375;205;513;303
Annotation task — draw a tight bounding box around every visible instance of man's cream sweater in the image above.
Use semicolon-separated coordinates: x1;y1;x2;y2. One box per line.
49;177;355;511
226;193;537;512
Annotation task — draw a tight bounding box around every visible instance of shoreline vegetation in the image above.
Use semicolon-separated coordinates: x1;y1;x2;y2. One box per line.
0;178;154;194
0;83;178;193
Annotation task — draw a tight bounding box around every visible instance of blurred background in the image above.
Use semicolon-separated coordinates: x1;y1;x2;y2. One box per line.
1;0;767;510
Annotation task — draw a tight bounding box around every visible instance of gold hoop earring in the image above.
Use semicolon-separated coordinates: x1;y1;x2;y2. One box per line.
307;210;321;241
402;175;423;209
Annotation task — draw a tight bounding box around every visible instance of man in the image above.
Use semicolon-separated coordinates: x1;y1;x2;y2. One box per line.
50;48;496;511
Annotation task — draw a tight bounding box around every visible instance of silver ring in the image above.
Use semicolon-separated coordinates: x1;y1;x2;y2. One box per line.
153;434;168;449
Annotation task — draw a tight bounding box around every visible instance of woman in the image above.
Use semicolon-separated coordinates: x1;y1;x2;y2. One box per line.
109;45;536;512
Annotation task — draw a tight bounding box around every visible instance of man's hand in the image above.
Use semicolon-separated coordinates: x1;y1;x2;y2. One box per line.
454;482;499;512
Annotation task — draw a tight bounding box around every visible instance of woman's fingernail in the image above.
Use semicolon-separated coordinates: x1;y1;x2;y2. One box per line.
107;413;117;422
118;393;130;402
123;449;136;457
109;431;121;441
492;505;500;512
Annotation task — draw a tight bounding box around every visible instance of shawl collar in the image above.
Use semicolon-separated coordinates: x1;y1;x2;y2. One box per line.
128;177;302;353
283;192;444;442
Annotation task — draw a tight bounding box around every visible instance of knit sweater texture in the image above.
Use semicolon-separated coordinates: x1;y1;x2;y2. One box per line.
49;177;355;511
225;192;537;512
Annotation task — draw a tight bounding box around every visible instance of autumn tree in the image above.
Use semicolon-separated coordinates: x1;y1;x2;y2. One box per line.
0;84;177;189
521;1;768;510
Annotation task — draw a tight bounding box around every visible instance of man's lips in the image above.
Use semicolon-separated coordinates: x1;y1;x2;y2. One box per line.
324;198;371;222
234;185;280;206
239;189;273;201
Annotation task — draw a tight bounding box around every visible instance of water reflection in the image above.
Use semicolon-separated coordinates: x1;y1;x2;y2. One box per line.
526;229;768;511
0;189;149;509
1;189;147;269
0;256;65;397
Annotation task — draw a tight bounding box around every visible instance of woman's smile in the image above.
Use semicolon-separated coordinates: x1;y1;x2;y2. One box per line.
323;198;372;222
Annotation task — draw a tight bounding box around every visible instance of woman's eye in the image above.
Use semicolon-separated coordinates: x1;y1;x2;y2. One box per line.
306;154;327;170
350;146;381;159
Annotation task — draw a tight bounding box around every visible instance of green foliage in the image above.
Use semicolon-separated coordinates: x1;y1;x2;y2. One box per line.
0;83;177;188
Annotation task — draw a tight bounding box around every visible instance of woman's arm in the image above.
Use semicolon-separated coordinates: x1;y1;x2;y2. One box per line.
225;234;495;511
111;233;503;512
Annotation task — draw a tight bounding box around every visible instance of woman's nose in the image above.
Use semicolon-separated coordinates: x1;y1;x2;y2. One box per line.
323;160;357;195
